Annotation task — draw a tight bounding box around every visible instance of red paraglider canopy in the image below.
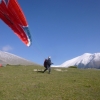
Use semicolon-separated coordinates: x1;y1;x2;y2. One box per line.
0;0;32;46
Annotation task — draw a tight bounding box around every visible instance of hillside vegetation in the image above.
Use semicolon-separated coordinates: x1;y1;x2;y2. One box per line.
0;65;100;100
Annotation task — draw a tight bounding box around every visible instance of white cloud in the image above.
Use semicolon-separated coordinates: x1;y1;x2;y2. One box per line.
2;45;13;52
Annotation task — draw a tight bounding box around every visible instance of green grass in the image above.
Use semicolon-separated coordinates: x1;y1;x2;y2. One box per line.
0;65;100;100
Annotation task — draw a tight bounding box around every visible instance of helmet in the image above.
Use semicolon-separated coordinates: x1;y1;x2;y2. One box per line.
48;56;51;59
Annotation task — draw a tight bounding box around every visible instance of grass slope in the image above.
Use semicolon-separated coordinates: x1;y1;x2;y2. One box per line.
0;65;100;100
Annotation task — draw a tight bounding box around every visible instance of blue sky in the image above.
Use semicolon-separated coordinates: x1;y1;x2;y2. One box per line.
0;0;100;65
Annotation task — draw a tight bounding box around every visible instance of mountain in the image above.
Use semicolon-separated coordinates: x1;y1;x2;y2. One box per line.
59;53;100;69
0;51;38;65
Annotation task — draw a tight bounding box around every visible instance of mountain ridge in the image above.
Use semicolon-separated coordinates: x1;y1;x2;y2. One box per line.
52;53;100;69
60;53;100;69
0;51;38;65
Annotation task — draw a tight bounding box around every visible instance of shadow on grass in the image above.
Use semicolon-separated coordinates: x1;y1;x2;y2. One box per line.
37;71;43;73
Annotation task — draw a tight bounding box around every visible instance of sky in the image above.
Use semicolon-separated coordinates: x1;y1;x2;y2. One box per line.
0;0;100;65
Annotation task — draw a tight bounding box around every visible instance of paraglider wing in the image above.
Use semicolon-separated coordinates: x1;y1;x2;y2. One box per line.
0;0;32;46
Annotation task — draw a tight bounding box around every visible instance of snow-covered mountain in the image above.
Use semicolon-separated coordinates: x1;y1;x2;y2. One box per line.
59;53;100;69
0;51;38;65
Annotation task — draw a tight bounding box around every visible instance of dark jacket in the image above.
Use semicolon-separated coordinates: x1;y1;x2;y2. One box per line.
47;58;53;66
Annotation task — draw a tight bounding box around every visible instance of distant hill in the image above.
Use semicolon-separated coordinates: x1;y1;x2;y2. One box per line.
0;51;38;65
59;53;100;69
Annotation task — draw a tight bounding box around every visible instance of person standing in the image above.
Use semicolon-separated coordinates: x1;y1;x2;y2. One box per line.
43;56;53;74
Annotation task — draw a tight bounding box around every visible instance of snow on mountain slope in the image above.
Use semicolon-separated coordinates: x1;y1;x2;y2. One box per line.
59;53;100;69
0;51;38;65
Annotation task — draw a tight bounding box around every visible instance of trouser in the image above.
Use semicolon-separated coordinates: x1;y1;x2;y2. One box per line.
43;65;51;73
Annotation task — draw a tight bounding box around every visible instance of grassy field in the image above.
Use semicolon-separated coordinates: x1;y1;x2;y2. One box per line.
0;65;100;100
